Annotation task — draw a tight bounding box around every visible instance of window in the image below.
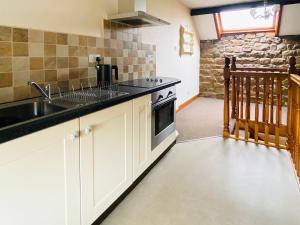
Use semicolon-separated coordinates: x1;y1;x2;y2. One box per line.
214;5;282;38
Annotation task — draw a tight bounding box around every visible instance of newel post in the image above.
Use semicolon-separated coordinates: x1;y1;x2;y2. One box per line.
231;57;237;119
287;56;297;151
223;57;231;138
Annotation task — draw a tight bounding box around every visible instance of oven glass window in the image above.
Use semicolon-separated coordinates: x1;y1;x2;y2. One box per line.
155;101;174;135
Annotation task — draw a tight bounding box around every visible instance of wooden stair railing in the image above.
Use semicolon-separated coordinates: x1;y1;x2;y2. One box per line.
287;56;300;177
223;56;300;177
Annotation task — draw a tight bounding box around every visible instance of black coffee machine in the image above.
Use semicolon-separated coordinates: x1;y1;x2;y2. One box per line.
95;57;118;86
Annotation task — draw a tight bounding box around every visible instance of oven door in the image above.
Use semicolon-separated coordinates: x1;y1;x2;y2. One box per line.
152;96;176;150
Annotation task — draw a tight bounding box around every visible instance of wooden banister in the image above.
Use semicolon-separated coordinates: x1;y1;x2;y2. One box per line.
223;57;231;138
223;56;300;178
231;57;236;119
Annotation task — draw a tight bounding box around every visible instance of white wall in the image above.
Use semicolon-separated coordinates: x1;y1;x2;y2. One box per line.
280;4;300;36
0;0;117;37
141;0;200;107
0;0;200;107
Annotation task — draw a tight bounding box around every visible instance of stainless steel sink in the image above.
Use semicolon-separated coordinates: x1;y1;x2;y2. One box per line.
0;101;66;128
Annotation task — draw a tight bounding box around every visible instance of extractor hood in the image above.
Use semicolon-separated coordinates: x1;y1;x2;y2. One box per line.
108;0;170;27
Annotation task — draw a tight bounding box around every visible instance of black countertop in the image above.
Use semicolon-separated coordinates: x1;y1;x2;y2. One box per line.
0;78;181;144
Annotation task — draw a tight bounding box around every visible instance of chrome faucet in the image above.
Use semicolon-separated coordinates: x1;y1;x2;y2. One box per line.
28;81;52;100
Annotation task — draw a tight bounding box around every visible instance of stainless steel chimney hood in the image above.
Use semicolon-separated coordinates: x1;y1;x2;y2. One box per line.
108;0;170;27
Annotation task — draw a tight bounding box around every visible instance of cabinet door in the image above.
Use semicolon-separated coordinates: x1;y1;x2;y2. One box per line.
80;101;133;225
133;94;152;180
0;120;80;225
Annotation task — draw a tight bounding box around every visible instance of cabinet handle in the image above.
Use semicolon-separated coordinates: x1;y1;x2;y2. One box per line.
70;131;79;141
85;127;93;134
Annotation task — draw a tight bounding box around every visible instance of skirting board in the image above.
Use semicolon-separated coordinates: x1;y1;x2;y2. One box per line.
176;94;200;112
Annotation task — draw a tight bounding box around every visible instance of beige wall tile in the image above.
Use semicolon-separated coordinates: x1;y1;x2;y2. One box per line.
44;44;56;56
13;71;29;87
79;36;87;46
56;45;68;57
0;87;13;103
57;33;68;45
14;85;29;100
44;32;56;44
0;42;12;57
12;57;29;71
68;34;79;46
45;70;57;82
96;37;104;48
0;58;12;73
30;70;44;82
13;28;28;42
57;57;69;68
28;29;44;43
78;47;87;56
87;37;96;47
30;57;44;70
69;46;79;56
69;68;79;79
69;79;80;90
69;57;79;68
57;80;69;92
30;85;42;97
13;43;28;56
78;57;88;68
0;26;12;41
79;68;88;78
29;43;44;57
88;67;96;77
0;72;12;87
44;57;56;70
88;47;96;54
57;68;69;81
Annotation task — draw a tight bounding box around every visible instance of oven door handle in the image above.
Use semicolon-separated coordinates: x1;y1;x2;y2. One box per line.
152;97;177;110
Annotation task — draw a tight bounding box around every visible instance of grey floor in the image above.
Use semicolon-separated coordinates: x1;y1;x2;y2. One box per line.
176;97;287;142
176;98;224;141
100;137;300;225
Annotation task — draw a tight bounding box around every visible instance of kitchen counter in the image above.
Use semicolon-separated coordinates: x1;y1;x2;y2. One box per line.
0;78;180;144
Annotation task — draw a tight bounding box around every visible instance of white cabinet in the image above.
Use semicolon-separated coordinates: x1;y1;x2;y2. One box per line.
80;101;133;225
133;94;152;180
0;96;169;225
0;120;81;225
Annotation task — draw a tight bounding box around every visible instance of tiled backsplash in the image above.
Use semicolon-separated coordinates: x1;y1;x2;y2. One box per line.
0;20;156;103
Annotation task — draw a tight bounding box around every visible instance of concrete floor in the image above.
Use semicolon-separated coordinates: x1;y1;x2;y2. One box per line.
100;137;300;225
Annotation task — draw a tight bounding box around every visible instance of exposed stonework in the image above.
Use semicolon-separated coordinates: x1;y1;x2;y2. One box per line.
200;32;300;103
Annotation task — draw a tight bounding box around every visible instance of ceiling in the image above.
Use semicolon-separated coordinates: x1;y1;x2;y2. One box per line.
178;0;257;9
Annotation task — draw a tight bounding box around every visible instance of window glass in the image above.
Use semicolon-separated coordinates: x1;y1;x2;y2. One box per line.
218;6;278;33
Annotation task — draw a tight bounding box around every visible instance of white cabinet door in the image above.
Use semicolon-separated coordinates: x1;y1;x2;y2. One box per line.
0;120;80;225
80;101;133;225
133;94;152;180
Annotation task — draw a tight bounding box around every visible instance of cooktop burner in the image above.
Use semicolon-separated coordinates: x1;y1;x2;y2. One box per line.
119;77;173;88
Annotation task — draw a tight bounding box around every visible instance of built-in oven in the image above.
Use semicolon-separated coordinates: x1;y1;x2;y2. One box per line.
152;86;176;150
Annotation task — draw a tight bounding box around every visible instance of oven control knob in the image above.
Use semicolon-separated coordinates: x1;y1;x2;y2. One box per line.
159;79;163;83
146;77;150;81
167;91;173;97
150;78;154;82
155;78;158;82
157;94;164;101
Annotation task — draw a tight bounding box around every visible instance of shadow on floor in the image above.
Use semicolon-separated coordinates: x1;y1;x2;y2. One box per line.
176;97;224;141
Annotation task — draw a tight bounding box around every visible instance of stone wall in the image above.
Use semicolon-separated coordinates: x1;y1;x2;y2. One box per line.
200;32;300;103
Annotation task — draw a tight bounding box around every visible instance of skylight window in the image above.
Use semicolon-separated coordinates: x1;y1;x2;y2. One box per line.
214;5;282;38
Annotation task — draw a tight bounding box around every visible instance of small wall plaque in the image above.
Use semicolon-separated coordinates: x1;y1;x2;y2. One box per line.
179;25;194;56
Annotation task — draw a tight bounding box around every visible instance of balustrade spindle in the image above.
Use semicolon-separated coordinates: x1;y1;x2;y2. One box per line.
255;78;260;142
264;77;270;145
